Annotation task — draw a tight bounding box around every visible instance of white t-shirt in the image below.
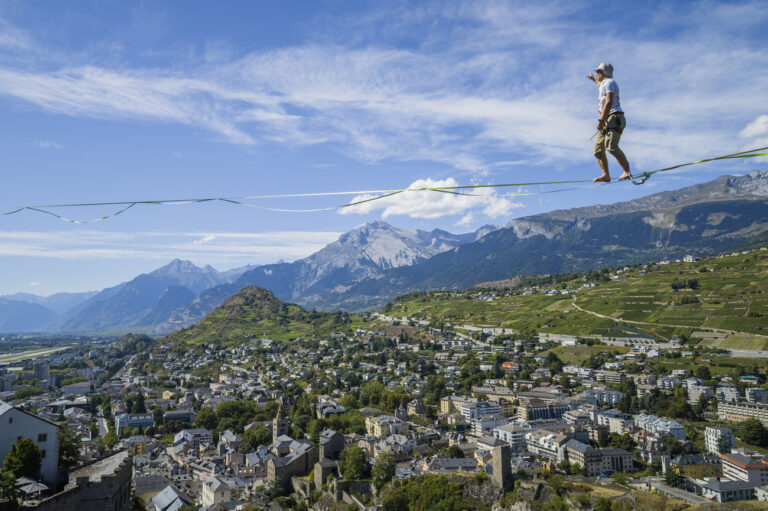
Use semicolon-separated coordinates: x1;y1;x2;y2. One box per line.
598;78;623;115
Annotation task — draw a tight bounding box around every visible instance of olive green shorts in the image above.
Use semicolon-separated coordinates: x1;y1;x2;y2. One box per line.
593;114;626;156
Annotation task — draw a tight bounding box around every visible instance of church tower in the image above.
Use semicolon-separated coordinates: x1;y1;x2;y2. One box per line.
273;399;292;443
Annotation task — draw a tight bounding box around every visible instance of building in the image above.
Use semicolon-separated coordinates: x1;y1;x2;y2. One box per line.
656;376;680;389
273;401;292;442
0;401;60;486
525;430;569;461
671;454;723;479
267;436;319;488
720;453;768;485
201;475;236;506
163;410;196;425
440;395;476;414
491;445;512;489
492;397;516;417
705;426;735;454
687;385;714;404
597;411;632;434
366;415;406;437
594;370;625;385
633;414;686;440
716;385;740;403
147;484;194;511
518;400;570;421
493;422;530;450
686;478;758;503
599;448;633;474
564;440;602;476
460;401;502;421
579;389;625;406
173;429;213;450
316;402;347;419
33;362;51;387
470;415;508;437
115;412;154;435
407;399;425;417
718;401;768;426
746;388;768;403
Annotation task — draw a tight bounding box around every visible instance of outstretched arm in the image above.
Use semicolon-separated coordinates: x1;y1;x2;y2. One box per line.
586;73;600;87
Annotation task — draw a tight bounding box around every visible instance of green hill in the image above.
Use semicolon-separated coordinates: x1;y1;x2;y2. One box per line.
382;250;768;348
165;286;361;345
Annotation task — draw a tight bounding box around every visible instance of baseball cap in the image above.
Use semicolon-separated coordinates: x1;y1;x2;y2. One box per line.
594;63;613;77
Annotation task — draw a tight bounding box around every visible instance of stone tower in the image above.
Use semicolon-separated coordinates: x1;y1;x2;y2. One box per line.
273;399;292;443
492;445;512;489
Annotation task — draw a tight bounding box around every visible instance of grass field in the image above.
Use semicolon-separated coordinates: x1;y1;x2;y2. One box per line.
546;345;630;365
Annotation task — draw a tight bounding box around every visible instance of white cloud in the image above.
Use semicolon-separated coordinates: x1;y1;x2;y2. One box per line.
0;2;765;178
0;230;342;265
34;141;63;149
28;281;40;287
739;115;768;161
338;178;523;219
741;115;768;140
456;213;474;227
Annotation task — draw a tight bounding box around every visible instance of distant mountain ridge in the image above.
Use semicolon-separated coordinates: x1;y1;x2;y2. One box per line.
49;259;253;333
310;170;768;310
3;170;767;334
153;221;496;333
0;222;494;334
0;291;97;314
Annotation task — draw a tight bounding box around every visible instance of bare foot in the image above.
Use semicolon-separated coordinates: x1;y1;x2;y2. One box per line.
592;175;611;183
619;172;631;181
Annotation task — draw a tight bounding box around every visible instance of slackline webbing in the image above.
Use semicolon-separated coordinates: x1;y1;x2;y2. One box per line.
2;145;767;224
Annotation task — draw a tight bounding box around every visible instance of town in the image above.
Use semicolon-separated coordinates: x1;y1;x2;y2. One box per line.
0;250;767;510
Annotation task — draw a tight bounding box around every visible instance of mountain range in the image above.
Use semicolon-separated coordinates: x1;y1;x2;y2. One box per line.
1;170;766;334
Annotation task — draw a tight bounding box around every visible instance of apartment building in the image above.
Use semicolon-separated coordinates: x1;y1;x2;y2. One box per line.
705;426;736;454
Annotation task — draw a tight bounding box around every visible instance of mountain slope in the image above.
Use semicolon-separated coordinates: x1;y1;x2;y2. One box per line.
313;171;768;310
52;259;253;332
382;250;768;346
164;286;356;345
0;299;58;332
0;291;98;314
236;220;495;301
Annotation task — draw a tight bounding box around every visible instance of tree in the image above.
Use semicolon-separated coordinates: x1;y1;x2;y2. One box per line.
737;418;768;447
195;407;217;430
99;429;118;451
664;470;684;489
0;470;18;511
543;494;570;511
340;446;368;481
58;427;82;469
594;498;612;511
1;439;41;479
381;487;409;511
694;366;711;380
372;453;396;490
445;444;464;458
153;408;164;426
242;426;272;451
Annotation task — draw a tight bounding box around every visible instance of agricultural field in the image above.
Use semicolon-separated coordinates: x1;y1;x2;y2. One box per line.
384;251;768;348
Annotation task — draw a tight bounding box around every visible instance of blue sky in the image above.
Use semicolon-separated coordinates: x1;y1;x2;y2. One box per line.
1;0;767;295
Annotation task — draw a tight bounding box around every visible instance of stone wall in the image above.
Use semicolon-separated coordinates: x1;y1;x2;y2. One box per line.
27;452;132;511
